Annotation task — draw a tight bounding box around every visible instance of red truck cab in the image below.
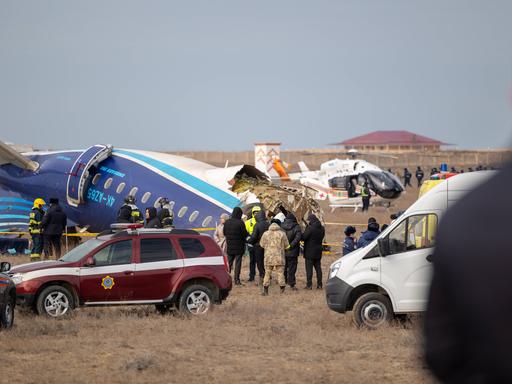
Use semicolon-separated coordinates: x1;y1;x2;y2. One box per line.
10;227;232;317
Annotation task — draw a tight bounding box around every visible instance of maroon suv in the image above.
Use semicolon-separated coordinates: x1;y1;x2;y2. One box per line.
8;227;232;317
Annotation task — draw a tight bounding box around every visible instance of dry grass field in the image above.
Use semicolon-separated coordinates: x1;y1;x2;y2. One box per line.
0;186;434;384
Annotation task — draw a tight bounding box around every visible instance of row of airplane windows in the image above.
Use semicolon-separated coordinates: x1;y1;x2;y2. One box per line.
91;174;213;228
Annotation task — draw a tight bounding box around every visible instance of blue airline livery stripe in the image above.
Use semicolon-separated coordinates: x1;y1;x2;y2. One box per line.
0;197;33;205
0;205;32;212
114;150;240;209
0;214;29;220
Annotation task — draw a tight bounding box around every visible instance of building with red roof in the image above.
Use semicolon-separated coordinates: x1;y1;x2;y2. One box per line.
332;130;451;152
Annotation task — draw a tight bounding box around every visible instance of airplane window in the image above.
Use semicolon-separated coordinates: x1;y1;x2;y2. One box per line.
116;182;126;194
189;211;199;222
178;206;188;218
141;192;151;204
104;178;113;190
202;216;213;227
92;174;101;186
129;187;138;197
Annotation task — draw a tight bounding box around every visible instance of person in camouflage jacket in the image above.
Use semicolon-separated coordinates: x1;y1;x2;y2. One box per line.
259;222;289;295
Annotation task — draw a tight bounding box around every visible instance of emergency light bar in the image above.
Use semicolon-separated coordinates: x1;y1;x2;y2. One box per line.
110;223;144;231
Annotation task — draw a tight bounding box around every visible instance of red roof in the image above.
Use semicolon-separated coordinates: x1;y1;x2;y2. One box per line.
333;130;448;146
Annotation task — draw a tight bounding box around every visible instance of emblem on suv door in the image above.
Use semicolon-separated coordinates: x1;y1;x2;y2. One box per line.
101;276;115;290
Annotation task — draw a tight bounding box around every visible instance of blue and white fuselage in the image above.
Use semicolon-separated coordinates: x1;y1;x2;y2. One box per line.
0;148;253;233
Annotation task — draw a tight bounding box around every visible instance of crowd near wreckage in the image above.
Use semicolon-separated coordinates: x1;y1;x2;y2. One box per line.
0;140;325;322
0;138;500;330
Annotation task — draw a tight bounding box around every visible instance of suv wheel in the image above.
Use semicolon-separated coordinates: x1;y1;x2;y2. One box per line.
353;292;393;329
179;285;213;316
36;285;74;318
0;293;15;329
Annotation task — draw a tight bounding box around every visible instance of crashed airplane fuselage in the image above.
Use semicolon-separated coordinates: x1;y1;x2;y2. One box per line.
0;143;323;233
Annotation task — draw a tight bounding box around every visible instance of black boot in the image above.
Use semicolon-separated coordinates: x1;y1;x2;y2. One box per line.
262;286;269;296
280;286;286;294
304;285;312;290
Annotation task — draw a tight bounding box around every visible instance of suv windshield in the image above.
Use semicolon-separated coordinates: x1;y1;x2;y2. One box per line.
59;239;104;263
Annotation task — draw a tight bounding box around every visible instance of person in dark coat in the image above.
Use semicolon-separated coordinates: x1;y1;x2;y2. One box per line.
403;168;412;188
41;198;67;259
302;213;325;289
342;226;357;256
281;213;302;290
223;207;248;285
145;207;162;228
247;210;269;284
425;161;512;383
116;202;132;223
157;198;174;228
415;166;424;187
356;219;380;248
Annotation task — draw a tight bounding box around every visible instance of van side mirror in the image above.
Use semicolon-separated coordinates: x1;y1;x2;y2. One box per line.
84;256;95;267
378;238;390;257
0;262;11;272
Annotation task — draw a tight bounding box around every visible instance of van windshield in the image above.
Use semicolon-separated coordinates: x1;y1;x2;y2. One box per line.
59;239;104;263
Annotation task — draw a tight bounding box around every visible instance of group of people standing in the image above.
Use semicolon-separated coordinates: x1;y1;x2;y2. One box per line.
116;195;174;229
401;166;424;188
29;198;68;261
214;206;325;294
342;217;384;256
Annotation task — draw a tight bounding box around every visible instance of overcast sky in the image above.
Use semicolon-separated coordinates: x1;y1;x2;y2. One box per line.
0;0;511;151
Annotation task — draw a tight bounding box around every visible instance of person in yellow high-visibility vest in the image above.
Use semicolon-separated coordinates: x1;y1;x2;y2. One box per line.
29;198;46;261
245;205;262;282
361;182;371;212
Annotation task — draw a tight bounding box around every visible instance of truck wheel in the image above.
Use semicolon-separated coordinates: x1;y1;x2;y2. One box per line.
353;292;393;329
0;293;15;329
36;285;74;318
179;285;213;316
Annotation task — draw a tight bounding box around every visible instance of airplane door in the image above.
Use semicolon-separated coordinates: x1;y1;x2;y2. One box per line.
79;239;136;303
380;214;438;312
67;144;113;207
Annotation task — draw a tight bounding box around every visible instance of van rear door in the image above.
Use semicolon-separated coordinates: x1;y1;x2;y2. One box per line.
380;213;438;312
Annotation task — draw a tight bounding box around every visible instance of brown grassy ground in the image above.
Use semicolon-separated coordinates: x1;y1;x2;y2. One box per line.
0;185;434;384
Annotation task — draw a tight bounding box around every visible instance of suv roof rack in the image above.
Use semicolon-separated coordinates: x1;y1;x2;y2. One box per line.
125;228;200;235
104;224;200;237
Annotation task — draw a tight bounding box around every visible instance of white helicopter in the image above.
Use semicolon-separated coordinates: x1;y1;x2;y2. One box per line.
274;149;405;211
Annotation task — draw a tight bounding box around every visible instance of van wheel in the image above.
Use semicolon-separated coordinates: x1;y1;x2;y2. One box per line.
36;286;74;318
179;285;213;316
353;292;393;329
0;293;15;329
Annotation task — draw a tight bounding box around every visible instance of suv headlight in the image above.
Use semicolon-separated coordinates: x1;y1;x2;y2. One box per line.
11;273;24;285
329;261;342;279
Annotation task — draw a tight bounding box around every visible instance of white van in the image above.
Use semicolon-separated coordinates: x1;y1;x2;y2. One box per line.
325;172;494;328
